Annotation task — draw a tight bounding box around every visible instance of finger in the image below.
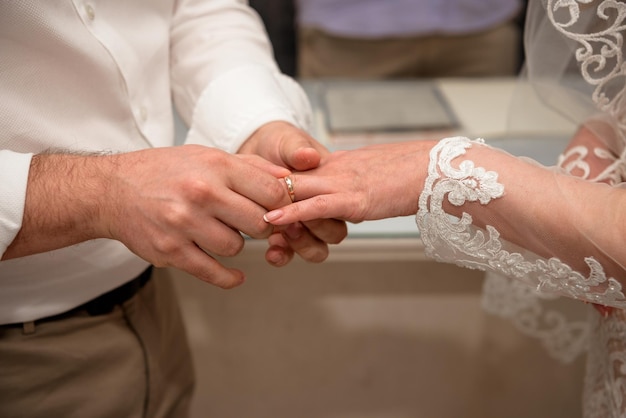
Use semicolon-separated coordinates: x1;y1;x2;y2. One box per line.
211;193;277;239
284;147;323;171
227;161;292;210
236;154;291;178
264;230;295;267
263;196;343;225
280;137;326;171
278;173;336;201
172;243;246;289
193;218;247;257
302;218;348;245
281;222;329;263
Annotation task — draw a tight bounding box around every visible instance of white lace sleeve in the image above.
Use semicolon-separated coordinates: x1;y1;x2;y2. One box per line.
416;136;626;309
474;1;626;415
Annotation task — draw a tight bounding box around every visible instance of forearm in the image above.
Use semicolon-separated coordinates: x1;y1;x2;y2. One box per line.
3;152;116;260
416;137;626;307
444;142;625;276
269;136;626;300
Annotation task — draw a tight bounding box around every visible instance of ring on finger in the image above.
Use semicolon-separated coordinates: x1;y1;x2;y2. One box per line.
284;176;296;202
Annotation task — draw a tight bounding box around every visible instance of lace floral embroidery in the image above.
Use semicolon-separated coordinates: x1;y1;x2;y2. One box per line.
416;136;626;308
547;0;626;126
548;0;626;181
545;3;626;416
583;308;626;417
558;144;624;184
482;272;591;363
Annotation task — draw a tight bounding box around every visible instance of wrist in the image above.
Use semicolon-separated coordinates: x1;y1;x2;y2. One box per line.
6;152;117;258
36;152;116;238
237;121;292;155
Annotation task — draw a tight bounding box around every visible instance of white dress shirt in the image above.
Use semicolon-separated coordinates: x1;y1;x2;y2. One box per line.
0;0;311;324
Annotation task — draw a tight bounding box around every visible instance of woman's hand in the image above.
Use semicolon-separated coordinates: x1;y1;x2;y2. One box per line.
263;140;434;226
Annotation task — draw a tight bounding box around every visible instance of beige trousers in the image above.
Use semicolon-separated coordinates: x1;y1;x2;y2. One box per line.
0;268;195;418
298;21;521;79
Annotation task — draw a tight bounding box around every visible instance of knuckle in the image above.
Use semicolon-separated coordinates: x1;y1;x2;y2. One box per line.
300;245;329;263
301;219;347;244
266;178;287;202
152;235;183;259
181;178;212;204
328;225;348;244
270;176;285;194
247;222;274;239
311;196;330;216
162;204;191;229
215;235;244;257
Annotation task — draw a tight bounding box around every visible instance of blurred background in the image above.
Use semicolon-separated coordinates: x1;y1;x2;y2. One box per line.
249;0;528;78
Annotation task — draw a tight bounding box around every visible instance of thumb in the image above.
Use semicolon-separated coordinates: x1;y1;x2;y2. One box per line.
280;130;328;171
283;145;323;171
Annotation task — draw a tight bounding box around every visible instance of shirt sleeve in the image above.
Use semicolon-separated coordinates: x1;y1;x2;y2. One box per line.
169;0;312;152
0;150;33;257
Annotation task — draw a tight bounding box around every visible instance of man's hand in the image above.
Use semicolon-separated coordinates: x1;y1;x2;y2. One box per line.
4;145;294;288
238;121;347;266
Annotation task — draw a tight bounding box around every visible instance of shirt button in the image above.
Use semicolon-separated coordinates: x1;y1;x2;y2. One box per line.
85;4;95;21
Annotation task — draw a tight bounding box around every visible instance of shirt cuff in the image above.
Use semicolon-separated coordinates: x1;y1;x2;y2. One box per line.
185;65;312;153
0;150;33;257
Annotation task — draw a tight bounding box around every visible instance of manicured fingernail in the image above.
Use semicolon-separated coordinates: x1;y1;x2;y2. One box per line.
263;210;283;223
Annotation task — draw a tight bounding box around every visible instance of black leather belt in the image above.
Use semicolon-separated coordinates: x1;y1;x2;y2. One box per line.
79;266;153;316
2;266;153;329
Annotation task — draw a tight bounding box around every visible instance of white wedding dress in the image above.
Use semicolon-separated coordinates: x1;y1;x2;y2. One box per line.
416;1;626;416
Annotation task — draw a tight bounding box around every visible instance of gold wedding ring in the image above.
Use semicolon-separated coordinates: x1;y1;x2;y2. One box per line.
284;176;296;202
